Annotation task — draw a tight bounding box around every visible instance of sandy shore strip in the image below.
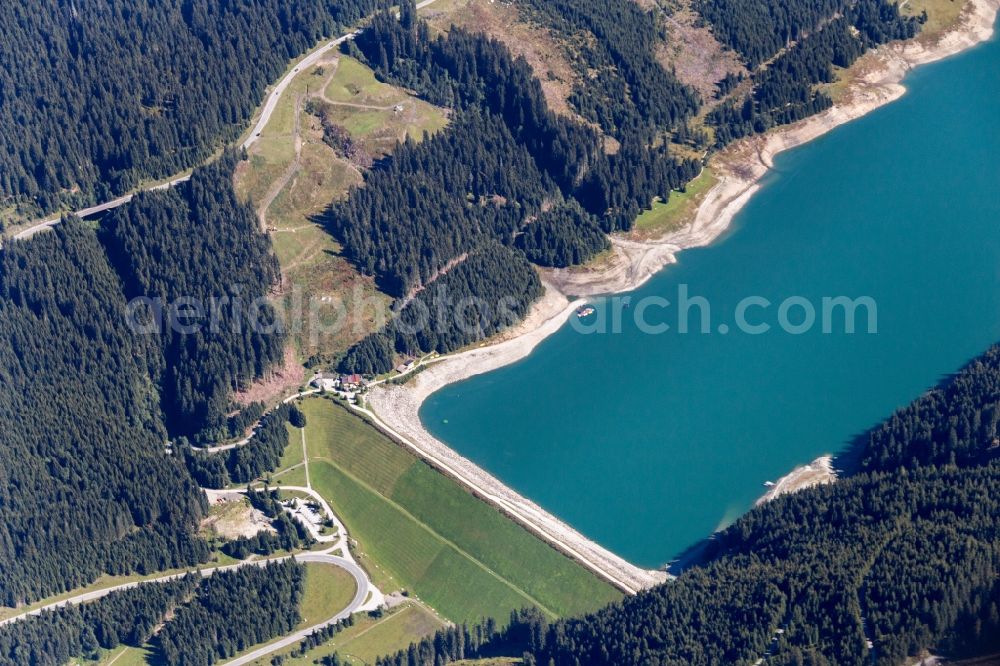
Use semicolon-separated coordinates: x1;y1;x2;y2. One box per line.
364;281;670;594
366;0;999;592
549;0;1000;297
755;456;837;506
358;395;666;594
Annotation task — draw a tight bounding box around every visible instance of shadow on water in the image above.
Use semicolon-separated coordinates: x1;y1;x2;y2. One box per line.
836;366;967;476
663;352;993;578
666;535;724;576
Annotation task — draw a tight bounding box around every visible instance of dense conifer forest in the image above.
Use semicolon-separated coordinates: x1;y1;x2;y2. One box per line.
332;0;701;373
0;220;208;606
338;244;543;374
158;560;304;665
374;345;1000;666
323;111;555;298
515;0;700;141
0;575;199;666
101;154;285;441
0;0;393;219
515;201;610;268
353;3;702;232
0;561;305;666
180;405;297;488
696;0;920;67
225;404;294;484
0;155;285;605
859;346;1000;471
707;9;919;143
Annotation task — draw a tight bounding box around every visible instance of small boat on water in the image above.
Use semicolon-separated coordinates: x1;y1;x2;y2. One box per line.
576;305;595;318
763;481;776;487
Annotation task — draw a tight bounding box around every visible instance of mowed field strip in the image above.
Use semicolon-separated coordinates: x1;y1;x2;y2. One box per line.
291;397;622;624
263;600;446;666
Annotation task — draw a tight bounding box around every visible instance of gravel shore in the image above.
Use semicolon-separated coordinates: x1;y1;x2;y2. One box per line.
367;0;999;593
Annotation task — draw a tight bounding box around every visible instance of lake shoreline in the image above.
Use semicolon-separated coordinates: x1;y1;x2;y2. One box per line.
755;456;837;506
366;0;999;589
547;0;1000;297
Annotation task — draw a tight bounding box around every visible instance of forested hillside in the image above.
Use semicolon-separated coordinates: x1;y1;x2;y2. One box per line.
375;345;1000;665
0;0;393;220
324;111;555;298
0;560;305;666
0;155;284;606
515;0;700;140
353;3;701;232
860;346;1000;471
0;575;199;666
339;245;543;374
331;0;702;373
696;0;915;67
0;221;208;606
158;560;304;665
515;201;610;268
699;0;921;144
181;405;298;488
101;154;285;441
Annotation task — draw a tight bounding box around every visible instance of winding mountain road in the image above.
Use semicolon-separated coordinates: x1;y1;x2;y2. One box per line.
220;553;371;666
190;388;321;453
1;427;383;663
11;0;439;242
0;551;370;629
4;479;383;666
0;532;381;664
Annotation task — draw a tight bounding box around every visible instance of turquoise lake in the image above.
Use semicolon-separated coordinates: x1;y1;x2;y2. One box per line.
421;28;1000;568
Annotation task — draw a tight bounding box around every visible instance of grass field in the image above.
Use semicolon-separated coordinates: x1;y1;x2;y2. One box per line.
247;599;445;666
296;397;622;625
274;423;306;471
273;464;309;488
233;54;447;368
299;562;358;629
324;57;405;106
632;167;718;238
901;0;967;42
97;644;154;666
312;460;545;621
318;56;447;155
271;422;311;487
332;604;444;665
